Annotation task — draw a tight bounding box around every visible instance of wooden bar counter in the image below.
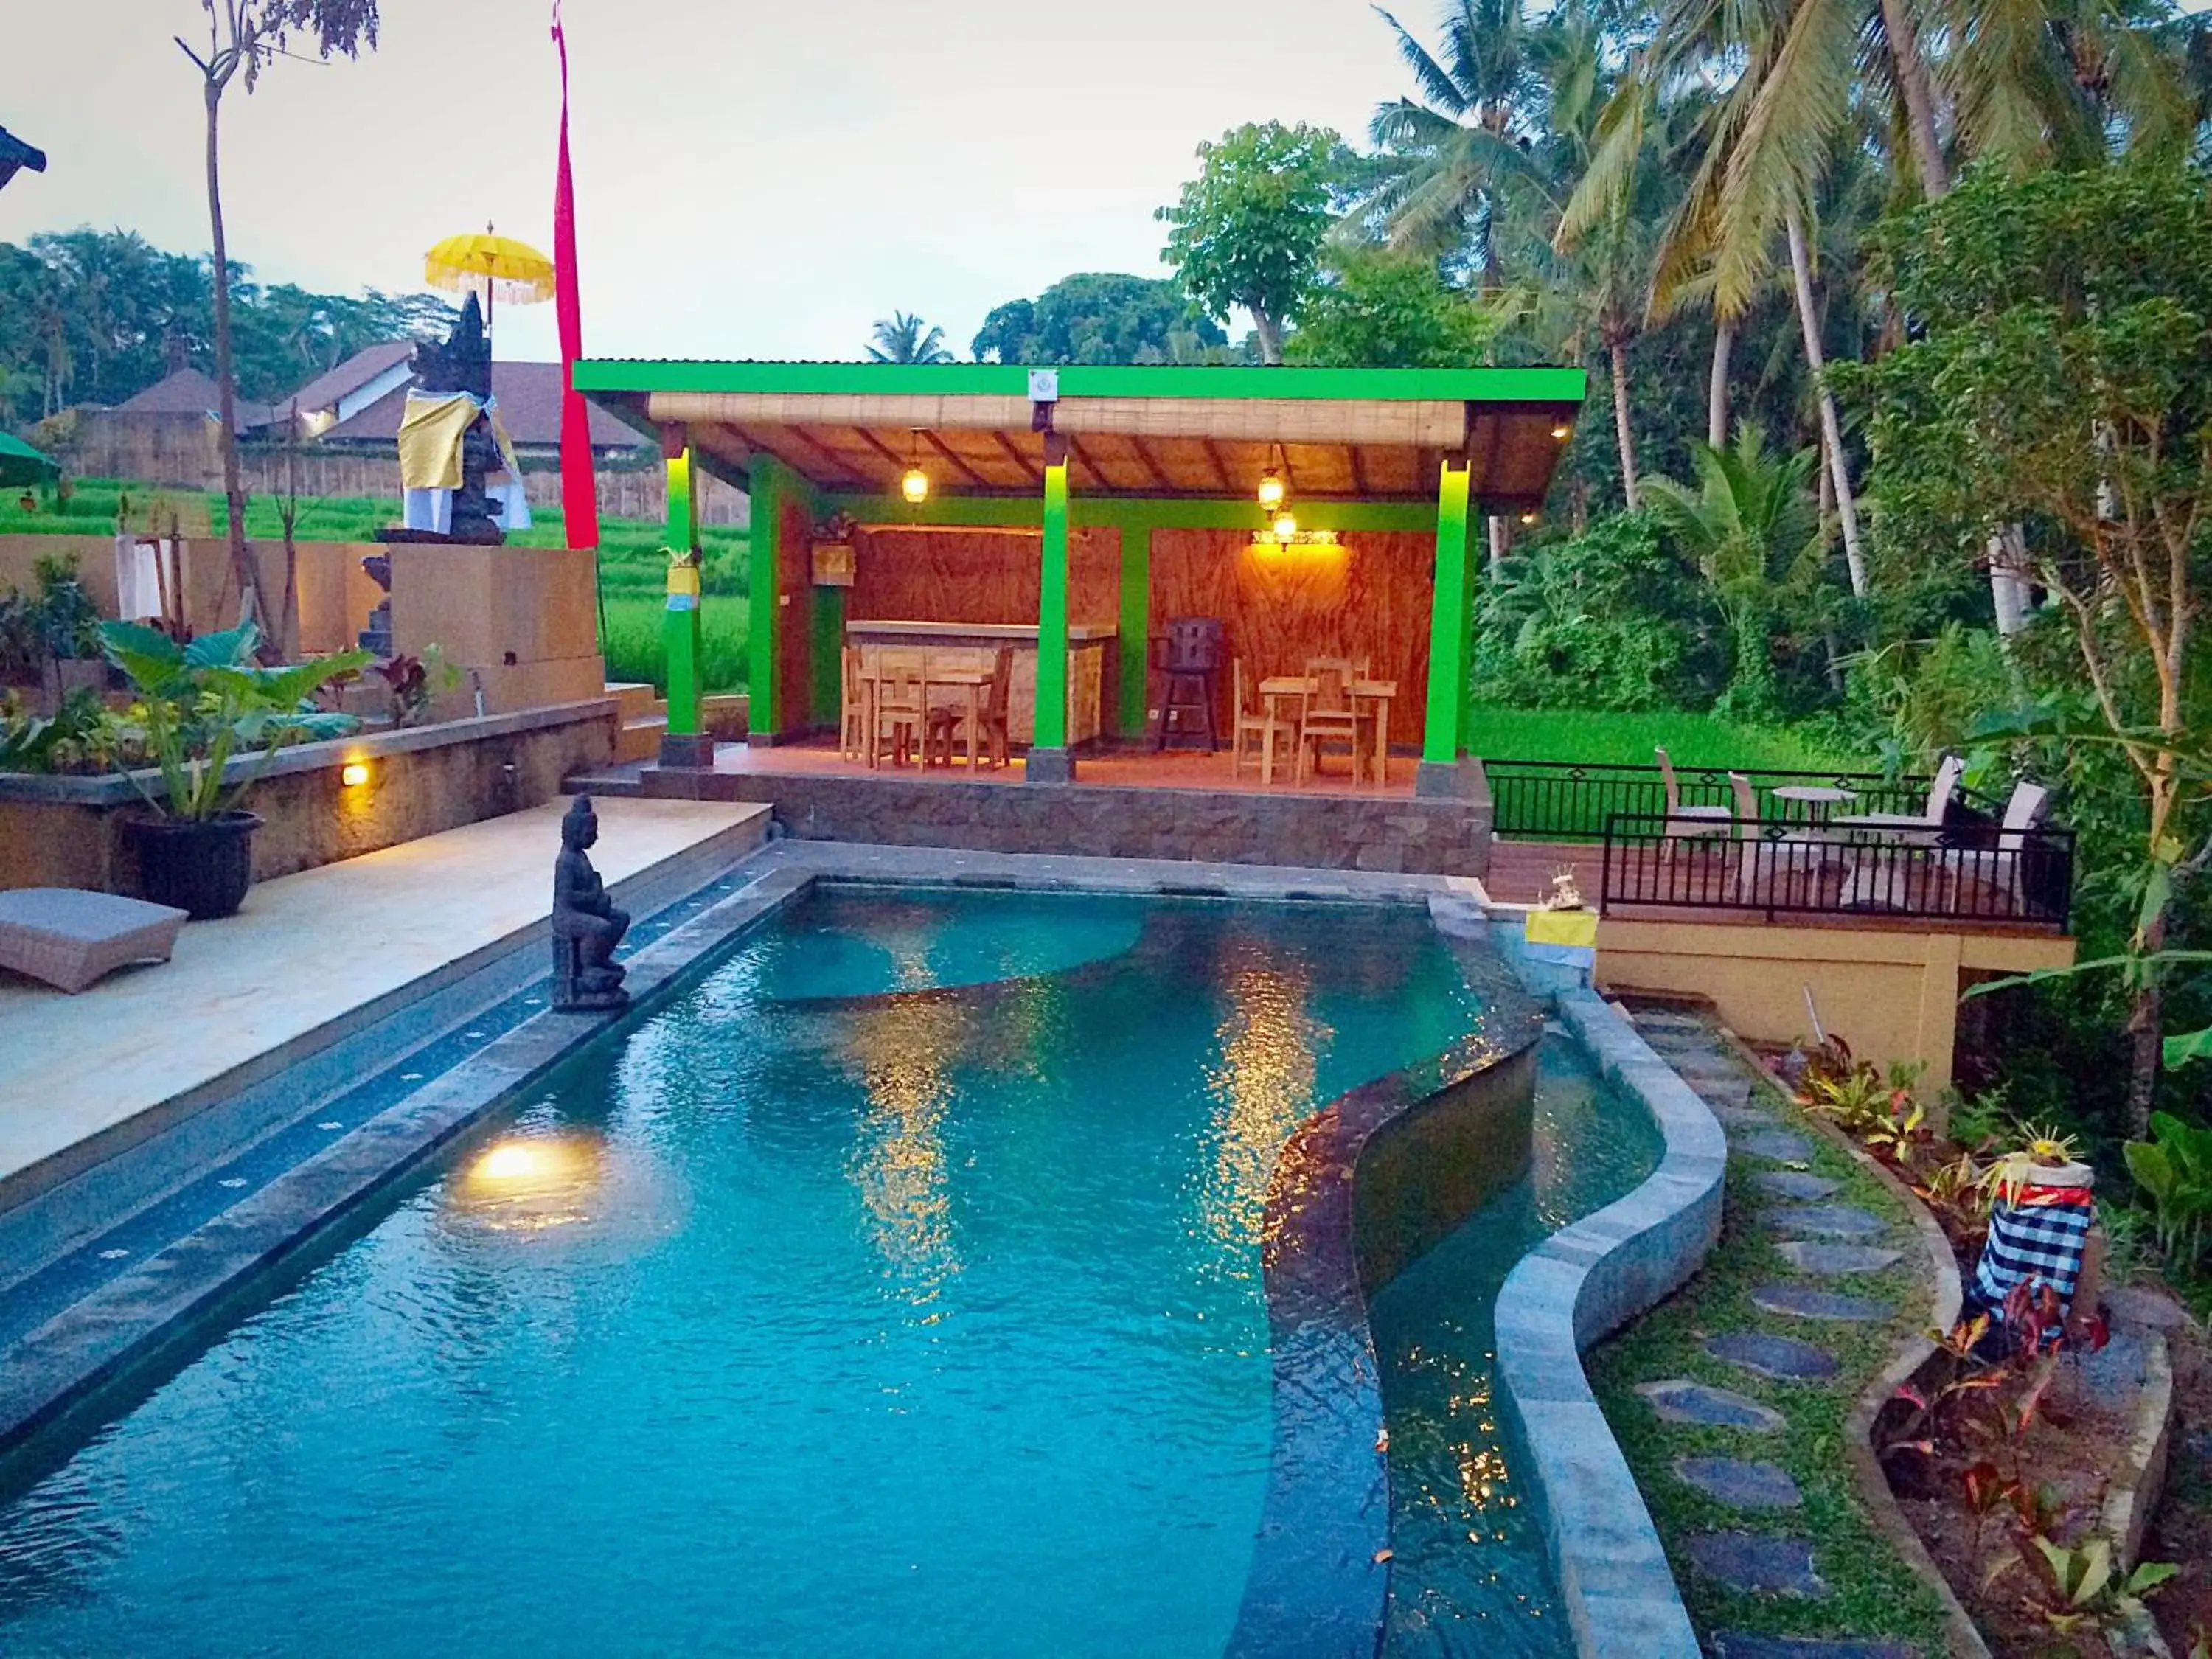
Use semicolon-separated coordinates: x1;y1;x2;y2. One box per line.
844;620;1116;746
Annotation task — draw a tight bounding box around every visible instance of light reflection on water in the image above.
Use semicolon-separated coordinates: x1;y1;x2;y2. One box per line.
0;887;1612;1659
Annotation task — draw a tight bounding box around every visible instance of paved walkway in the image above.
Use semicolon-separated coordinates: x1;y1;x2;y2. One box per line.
1622;1007;1924;1659
0;797;765;1200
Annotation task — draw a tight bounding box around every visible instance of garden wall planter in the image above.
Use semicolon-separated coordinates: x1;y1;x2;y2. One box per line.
123;811;261;919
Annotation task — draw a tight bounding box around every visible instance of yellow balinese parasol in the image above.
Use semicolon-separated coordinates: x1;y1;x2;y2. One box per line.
422;225;556;347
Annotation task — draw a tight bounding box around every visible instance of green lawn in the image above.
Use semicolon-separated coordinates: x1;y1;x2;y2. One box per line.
1466;704;1862;771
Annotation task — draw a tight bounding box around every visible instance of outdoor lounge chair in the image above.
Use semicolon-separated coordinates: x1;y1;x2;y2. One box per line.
1728;771;1829;902
0;888;188;993
1933;779;2050;917
1832;753;1964;841
1655;746;1731;844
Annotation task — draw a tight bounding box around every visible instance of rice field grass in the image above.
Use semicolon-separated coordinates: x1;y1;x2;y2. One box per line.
597;593;748;694
1464;704;1863;771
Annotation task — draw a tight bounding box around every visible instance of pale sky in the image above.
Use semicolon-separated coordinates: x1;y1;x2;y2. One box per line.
0;0;1418;364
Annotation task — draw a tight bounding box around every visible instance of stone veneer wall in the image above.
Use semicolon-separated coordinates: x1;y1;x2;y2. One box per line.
640;768;1493;876
0;700;616;894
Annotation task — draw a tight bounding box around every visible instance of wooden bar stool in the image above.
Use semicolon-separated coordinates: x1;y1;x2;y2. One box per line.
1153;617;1222;751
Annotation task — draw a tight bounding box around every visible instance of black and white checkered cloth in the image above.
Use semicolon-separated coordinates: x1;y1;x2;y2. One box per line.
1969;1195;2093;1315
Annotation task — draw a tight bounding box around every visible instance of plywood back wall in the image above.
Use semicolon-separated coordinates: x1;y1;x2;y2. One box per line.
849;527;1120;627
1147;529;1436;740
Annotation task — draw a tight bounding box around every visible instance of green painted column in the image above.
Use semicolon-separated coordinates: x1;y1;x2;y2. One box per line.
747;454;782;740
810;582;844;732
1116;525;1150;740
1420;462;1473;768
661;438;704;745
1032;460;1071;765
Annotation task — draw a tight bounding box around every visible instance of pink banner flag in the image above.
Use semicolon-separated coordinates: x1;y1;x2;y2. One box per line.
552;1;599;550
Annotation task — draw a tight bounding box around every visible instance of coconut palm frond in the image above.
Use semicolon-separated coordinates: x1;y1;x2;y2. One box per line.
1712;0;1861;316
1375;4;1475;116
1558;74;1653;250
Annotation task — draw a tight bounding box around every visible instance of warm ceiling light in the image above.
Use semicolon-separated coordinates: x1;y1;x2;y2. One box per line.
340;760;370;787
1551;422;1572;441
900;466;931;505
1519;510;1540;526
1271;509;1298;540
1256;469;1286;509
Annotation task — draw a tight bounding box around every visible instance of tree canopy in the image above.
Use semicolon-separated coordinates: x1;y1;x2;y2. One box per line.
971;274;1225;366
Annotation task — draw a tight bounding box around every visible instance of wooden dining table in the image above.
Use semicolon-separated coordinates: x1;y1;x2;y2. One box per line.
858;658;992;771
1255;675;1400;787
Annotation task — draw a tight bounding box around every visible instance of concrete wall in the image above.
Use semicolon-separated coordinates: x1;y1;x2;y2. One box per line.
1594;917;2076;1091
0;701;616;894
0;534;380;658
387;543;605;717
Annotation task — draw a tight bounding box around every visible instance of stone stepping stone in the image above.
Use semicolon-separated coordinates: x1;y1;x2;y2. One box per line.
1675;1455;1803;1510
1767;1203;1887;1239
1752;1284;1892;1323
1713;1636;1920;1658
1775;1240;1902;1276
1706;1330;1840;1382
1636;1378;1787;1433
1686;1531;1828;1598
1755;1170;1840;1200
1714;1102;1780;1129
1735;1130;1815;1164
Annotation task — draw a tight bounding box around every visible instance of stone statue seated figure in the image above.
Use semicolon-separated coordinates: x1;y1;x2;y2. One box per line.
552;794;630;1010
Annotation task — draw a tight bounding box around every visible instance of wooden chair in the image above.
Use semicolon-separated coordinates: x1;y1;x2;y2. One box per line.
1296;655;1366;785
1832;753;1965;842
870;649;928;768
839;647;869;761
925;648;1012;771
1231;658;1294;785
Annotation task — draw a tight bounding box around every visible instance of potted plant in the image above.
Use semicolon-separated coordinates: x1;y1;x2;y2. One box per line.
99;620;369;918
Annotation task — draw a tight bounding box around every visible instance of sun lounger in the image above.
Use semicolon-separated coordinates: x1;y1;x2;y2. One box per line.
0;888;189;993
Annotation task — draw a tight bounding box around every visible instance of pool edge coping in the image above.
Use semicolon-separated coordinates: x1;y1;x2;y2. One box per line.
1492;985;1728;1659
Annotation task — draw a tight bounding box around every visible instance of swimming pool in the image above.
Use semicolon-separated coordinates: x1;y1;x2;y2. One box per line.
0;886;1650;1657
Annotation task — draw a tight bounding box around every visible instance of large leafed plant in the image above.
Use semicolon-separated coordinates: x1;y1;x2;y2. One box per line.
99;621;368;821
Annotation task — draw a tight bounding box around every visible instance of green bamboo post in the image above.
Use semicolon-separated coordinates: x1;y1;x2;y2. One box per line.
1116;525;1150;740
658;428;711;766
1416;461;1474;797
747;454;783;740
1030;456;1074;780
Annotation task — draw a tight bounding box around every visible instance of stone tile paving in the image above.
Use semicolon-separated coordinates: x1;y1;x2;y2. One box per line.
1581;1006;1950;1655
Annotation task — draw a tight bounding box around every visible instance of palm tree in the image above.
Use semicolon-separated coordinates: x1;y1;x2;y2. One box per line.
1362;0;1560;285
867;313;955;364
1641;424;1824;718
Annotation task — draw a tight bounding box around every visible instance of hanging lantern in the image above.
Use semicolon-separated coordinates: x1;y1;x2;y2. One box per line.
1256;470;1286;509
901;467;930;505
1271;509;1298;540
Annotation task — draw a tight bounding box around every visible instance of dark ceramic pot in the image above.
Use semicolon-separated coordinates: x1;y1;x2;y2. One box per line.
123;810;262;919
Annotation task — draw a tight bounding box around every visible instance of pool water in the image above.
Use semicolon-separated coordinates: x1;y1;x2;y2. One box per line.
1374;1040;1664;1657
0;886;1621;1659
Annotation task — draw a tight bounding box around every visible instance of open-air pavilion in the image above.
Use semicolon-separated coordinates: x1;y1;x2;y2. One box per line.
572;360;1587;801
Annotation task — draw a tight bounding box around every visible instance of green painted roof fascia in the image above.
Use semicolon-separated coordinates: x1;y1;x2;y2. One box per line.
571;359;1585;406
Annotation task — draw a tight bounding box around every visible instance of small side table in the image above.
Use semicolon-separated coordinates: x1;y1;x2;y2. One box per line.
1770;784;1857;824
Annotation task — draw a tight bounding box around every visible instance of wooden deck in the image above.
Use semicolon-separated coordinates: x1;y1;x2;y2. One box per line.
1487;838;2065;936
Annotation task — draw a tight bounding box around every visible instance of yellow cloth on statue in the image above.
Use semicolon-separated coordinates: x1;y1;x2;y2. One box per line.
396;392;481;491
1524;908;1598;947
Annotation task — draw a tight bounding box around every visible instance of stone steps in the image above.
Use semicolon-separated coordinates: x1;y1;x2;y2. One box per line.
1621;1006;1919;1652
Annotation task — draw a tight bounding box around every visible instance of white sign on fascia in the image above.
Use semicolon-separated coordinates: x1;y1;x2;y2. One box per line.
1029;369;1060;403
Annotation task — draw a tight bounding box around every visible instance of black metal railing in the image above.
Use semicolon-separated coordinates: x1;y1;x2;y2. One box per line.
1597;813;2075;930
1484;758;1965;842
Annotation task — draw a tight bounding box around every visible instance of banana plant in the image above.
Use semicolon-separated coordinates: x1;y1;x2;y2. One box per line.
98;621;369;821
2122;1111;2212;1270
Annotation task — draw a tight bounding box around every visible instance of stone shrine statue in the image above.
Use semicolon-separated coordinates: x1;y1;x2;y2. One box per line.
552;795;630;1010
376;291;509;546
